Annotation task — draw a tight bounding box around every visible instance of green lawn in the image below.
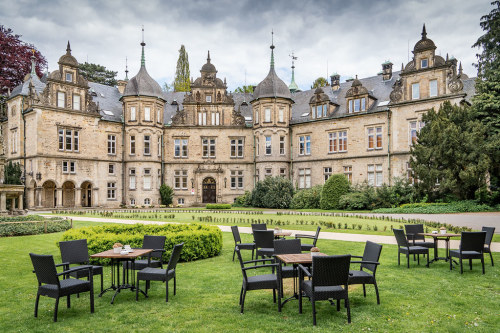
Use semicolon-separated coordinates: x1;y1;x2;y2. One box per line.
0;220;499;332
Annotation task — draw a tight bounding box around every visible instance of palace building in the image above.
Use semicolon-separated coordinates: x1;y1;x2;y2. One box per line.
1;26;474;209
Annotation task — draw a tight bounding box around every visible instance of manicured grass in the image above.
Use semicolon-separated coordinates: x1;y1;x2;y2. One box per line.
1;220;499;332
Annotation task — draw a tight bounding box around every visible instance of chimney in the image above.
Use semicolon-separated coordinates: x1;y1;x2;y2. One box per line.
382;61;393;81
330;73;340;91
117;80;127;94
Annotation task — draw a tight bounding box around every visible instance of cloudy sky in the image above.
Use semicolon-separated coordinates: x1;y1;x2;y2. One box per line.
1;0;493;91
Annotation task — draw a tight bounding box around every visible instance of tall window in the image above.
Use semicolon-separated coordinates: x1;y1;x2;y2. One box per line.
230;139;244;158
409;121;425;145
202;138;216;158
211;112;220;125
129;168;136;189
298;135;311;155
256;137;260;156
108;135;116;154
429;79;438;97
130;107;136;121
265;136;272;155
198;112;207;125
412;83;420;100
299;168;311;189
144;107;151;121
264;108;271;122
406;162;415;184
58;129;79;152
157;136;162;156
255;169;259;183
367;164;383;187
10;129;17;153
324;167;332;183
143;169;151;190
107;182;116;199
157;108;161;123
174;170;188;189
72;94;80;110
174;139;188;158
108;163;115;174
329;131;347;153
344;166;352;183
367;127;382;150
130;136;135;155
255;110;259;124
278;108;284;122
279;136;285;155
230;170;244;189
57;92;65;108
144;135;151;155
316;105;322;118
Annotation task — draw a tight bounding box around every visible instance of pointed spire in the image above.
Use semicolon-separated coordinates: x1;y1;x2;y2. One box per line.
458;62;463;75
66;41;72;55
446;53;449;61
401;63;404;71
289;51;298;92
125;57;129;80
270;30;275;69
30;48;36;77
207;50;211;63
421;24;427;40
140;25;146;67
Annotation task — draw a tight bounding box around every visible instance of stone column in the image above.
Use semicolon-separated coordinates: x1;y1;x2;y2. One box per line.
0;193;6;211
55;188;63;208
92;188;99;207
26;188;34;209
18;194;23;210
36;187;43;208
75;188;82;208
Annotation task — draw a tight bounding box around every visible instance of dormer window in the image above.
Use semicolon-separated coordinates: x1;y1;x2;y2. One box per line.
65;72;73;82
421;59;428;69
206;95;212;103
348;98;366;113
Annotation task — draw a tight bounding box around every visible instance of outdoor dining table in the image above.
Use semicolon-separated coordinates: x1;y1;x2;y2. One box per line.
273;231;293;239
90;249;153;304
418;233;461;264
275;252;327;307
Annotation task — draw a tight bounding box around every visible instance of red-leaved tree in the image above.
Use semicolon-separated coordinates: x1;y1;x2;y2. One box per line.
0;25;47;95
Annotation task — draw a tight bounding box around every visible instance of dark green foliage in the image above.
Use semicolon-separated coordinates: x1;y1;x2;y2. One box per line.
251;177;294;209
338;191;372;210
234;85;254;93
78;62;117;86
320;174;349;210
232;191;252;207
410;102;491;201
60;223;222;264
311;77;328;89
373;201;494;214
159;184;173;206
291;185;322;209
4;161;22;185
0;216;69;236
206;204;231;209
174;45;190;92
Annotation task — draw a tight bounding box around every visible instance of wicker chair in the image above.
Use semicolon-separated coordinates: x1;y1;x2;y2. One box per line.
295;226;321;252
253;230;275;259
123;235;166;270
59;239;103;293
231;226;255;261
393;229;429;268
30;253;94;322
450;232;486;274
273;239;301;297
299;255;352;325
404;224;434;248
349;241;382;304
482;226;495;266
251;223;267;232
235;247;281;314
136;243;184;302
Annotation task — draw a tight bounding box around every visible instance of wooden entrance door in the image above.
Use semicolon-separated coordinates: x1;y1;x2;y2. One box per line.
202;177;216;203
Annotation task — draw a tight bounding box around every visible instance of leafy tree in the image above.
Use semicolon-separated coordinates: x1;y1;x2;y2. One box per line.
251;177;294;209
320;174;350;210
173;45;190;92
311;77;328;89
78;62;117;86
291;185;322;209
234;85;254;93
472;1;500;201
0;25;47;95
163;82;173;92
410;102;491;201
4;161;22;185
159;184;173;206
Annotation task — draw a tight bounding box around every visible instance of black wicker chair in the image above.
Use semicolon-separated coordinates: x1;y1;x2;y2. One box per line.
295;226;321;252
235;247;281;314
59;239;103;293
450;232;486;274
299;255;352;325
253;230;275;259
231;226;255;261
404;224;434;248
482;226;495;266
30;253;94;322
136;242;184;302
251;223;267;232
393;229;429;268
349;241;382;304
273;239;301;297
124;235;166;271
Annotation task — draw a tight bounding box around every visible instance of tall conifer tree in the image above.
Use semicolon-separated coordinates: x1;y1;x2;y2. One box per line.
174;45;190;92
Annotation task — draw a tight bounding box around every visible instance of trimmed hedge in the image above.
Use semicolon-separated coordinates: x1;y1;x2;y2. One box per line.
0;216;70;237
320;174;350;210
373;200;494;214
206;204;231;210
60;223;222;264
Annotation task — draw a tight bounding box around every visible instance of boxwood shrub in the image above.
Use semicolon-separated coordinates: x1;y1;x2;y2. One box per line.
0;216;70;237
206;203;232;210
60;223;222;264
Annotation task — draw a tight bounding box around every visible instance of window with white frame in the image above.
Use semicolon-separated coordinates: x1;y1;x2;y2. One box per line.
157;108;161;123
177;198;185;205
174;139;188;158
264;108;271;122
344;166;352;183
144;198;151;205
198;112;207;125
130;107;136;121
174;170;188;189
206;95;212;103
255;110;259;124
144;135;151;155
202;138;216;158
72;94;80;110
298;168;311;189
265;168;272;178
328;131;347;153
107;182;116;200
130;135;135;155
409;121;425;145
278;108;284;122
265;136;272;155
324;167;332;183
62;161;76;174
129;168;136;189
108;163;115;174
367;164;383;187
143;169;151;190
412;83;420;100
108;135;116;154
157;136;162;156
429;79;438;97
11;129;17;153
230;170;243;189
65;72;73;82
299;135;311;155
279;136;285;155
58;129;79;152
230;138;244;158
144;107;151;121
211;112;220;125
57;92;65;108
367;127;383;150
130;198;136;206
421;58;428;69
348;97;366;113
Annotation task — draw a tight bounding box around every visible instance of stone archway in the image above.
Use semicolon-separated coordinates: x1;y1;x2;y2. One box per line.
42;181;56;208
202;177;216;203
62;181;75;207
81;181;92;207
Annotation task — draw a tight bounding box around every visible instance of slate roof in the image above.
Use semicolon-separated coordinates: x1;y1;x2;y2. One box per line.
89;82;123;122
123;65;165;101
252;67;292;100
9;74;46;100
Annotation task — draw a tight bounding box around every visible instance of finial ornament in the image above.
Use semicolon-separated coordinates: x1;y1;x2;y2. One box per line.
270;30;275;69
140;25;146;67
207;50;211;63
125;57;129;80
30;48;36;76
66;41;71;54
422;24;427;39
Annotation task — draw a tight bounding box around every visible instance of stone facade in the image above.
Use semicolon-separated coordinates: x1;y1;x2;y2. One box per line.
0;27;474;208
